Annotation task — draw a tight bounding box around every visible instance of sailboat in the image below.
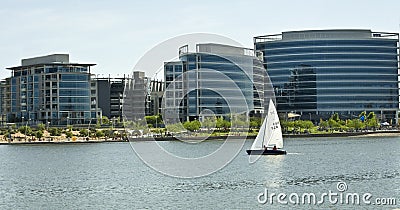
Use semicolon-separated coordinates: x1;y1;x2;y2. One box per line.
246;99;286;155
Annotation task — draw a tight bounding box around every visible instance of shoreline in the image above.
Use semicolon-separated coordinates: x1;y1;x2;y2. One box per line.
1;130;399;145
283;130;400;138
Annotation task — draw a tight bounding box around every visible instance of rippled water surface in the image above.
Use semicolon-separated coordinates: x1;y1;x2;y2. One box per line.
0;136;399;209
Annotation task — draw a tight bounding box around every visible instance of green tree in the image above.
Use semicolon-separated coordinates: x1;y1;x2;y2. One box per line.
201;117;216;132
302;120;314;130
366;112;378;129
37;123;46;131
49;127;61;136
346;118;365;130
105;129;114;138
328;118;338;132
331;113;340;122
145;115;163;127
367;111;375;120
66;131;73;138
165;123;184;133
216;117;230;131
80;129;89;137
35;130;43;140
183;120;201;132
128;121;148;132
231;114;248;131
293;120;303;130
96;130;104;138
319;119;328;130
67;125;73;131
19;126;32;136
249;117;261;129
101;116;110;125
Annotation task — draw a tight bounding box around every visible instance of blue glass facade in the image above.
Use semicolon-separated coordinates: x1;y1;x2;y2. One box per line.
255;30;399;121
6;54;100;125
164;44;266;122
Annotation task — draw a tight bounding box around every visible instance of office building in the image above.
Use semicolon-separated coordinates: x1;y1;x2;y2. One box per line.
95;75;130;120
123;71;151;121
96;73;163;123
163;43;268;122
254;29;399;122
5;54;101;125
148;80;164;116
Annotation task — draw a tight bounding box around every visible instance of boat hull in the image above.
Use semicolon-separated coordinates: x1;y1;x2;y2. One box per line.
246;149;287;155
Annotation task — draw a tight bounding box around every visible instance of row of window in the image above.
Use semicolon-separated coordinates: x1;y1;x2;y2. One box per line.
271;67;396;74
257;39;397;49
272;79;398;85
58;105;90;111
261;46;397;55
13;66;89;77
266;53;398;62
59;97;90;103
270;74;397;81
267;60;397;69
59;89;90;96
58;82;89;89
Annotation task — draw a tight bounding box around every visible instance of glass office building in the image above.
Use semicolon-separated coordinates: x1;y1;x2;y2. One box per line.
164;43;268;122
122;71;151;122
254;29;399;122
6;54;101;125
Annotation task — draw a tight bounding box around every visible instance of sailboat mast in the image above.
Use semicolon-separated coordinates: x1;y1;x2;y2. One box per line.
261;115;267;147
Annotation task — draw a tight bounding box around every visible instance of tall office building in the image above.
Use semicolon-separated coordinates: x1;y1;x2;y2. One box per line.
95;75;130;120
0;79;8;126
97;74;163;122
123;71;151;121
148;80;164;116
255;29;399;122
5;54;101;125
164;43;268;122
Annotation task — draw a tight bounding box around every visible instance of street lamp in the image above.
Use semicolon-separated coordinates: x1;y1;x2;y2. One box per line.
112;117;116;130
21;116;25;141
27;119;31;141
87;118;92;141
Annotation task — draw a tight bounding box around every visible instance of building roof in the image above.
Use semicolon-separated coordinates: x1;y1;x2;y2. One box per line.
6;63;96;70
254;29;399;42
6;54;96;70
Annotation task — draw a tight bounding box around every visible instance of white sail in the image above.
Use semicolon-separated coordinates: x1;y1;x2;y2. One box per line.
264;99;283;149
250;115;268;150
249;99;283;150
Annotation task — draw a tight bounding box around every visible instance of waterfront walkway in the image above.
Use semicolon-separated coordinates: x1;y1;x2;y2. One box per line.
0;130;399;145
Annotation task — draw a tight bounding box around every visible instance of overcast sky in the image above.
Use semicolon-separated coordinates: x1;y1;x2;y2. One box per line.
1;0;399;79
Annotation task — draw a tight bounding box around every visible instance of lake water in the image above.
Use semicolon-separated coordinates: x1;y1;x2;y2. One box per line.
0;136;399;209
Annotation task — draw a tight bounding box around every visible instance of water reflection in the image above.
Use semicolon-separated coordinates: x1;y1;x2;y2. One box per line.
0;137;399;209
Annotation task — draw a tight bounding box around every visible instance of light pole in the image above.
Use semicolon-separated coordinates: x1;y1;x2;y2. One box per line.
112;117;116;130
87;118;91;141
27;119;31;141
21;116;25;141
